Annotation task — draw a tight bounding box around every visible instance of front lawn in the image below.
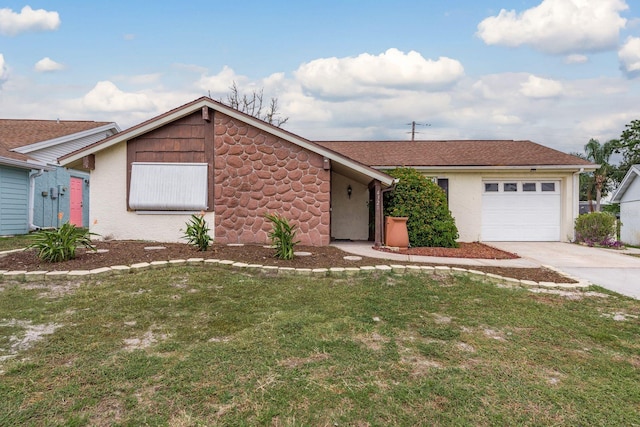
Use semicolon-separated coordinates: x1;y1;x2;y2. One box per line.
0;268;638;425
0;234;32;252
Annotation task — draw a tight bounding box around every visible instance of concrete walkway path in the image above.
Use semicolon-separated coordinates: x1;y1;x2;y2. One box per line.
330;241;539;268
332;241;640;299
487;242;640;300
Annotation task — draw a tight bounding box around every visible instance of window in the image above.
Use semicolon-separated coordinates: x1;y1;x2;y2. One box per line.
485;183;498;192
437;178;449;201
129;162;208;211
541;182;556;192
503;183;518;192
523;182;536;192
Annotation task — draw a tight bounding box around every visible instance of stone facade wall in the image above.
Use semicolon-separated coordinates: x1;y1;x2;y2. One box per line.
213;113;331;246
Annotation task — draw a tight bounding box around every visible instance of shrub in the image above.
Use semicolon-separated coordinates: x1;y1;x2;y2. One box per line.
265;213;300;260
574;212;620;247
384;167;458;248
182;213;213;251
28;223;96;262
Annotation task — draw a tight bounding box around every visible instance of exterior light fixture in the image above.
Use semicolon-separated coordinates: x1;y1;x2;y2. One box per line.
347;184;352;199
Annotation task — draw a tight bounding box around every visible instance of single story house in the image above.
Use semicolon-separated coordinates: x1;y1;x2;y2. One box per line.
611;165;640;245
59;96;595;246
0;119;120;235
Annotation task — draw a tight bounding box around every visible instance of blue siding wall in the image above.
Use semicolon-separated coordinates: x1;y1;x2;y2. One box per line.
33;167;90;228
0;166;30;235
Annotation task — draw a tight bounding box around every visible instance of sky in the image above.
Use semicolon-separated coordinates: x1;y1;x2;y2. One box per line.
0;0;639;155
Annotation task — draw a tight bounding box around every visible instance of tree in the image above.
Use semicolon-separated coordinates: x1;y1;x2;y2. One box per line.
383;167;458;248
221;81;289;128
613;119;640;182
581;138;616;212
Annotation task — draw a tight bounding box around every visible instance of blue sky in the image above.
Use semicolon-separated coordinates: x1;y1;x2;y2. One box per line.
1;0;639;155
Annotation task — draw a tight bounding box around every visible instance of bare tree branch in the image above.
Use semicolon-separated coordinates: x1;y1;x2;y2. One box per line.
219;81;289;128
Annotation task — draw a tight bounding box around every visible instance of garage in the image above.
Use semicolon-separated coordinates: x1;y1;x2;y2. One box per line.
481;180;561;241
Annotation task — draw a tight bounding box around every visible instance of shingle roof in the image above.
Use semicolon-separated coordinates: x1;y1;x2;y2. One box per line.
315;140;594;168
59;97;396;186
0;119;113;149
0;119;113;166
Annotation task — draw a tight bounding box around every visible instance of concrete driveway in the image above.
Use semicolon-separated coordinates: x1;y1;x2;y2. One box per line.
490;242;640;299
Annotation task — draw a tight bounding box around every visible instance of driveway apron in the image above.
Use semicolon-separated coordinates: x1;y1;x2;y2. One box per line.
489;242;640;299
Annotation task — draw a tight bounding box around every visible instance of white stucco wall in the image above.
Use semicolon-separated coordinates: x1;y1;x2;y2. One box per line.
619;177;640;246
89;142;214;243
330;172;369;240
420;170;578;242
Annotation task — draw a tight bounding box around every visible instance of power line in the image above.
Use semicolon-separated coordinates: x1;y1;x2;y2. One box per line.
406;121;431;141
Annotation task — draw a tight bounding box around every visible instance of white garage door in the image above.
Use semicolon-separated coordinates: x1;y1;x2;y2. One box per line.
481;181;561;241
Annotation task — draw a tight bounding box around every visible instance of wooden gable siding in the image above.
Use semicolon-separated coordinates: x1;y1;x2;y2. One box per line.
126;111;214;211
213;113;331;246
0;166;30;235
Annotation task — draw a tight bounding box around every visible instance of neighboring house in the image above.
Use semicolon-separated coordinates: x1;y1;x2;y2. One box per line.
611;165;640;245
0;120;120;235
59;96;595;246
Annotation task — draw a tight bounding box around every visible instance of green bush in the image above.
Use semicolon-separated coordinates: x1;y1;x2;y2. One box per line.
574;212;619;247
265;213;300;260
27;223;96;262
182;213;213;251
384;167;459;248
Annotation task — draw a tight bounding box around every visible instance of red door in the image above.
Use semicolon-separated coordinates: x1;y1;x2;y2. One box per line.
70;177;83;227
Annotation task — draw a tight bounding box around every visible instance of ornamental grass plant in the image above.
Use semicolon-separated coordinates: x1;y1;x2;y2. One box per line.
27;223;96;262
265;212;300;260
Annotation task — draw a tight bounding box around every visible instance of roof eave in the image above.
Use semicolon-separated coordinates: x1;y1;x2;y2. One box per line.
13;122;120;154
60;98;395;186
0;156;55;171
611;164;640;202
373;164;597;172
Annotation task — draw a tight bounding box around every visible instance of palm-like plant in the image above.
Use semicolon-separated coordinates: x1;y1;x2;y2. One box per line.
582;138;616;212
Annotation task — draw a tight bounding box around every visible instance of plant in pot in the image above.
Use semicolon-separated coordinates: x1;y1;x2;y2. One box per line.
383;167;458;248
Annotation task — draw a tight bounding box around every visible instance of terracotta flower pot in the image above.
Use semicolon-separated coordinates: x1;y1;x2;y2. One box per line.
385;216;409;249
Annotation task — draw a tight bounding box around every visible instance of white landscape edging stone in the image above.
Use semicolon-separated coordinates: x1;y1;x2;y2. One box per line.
0;255;586;291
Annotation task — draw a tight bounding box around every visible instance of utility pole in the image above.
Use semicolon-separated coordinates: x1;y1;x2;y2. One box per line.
407;121;430;141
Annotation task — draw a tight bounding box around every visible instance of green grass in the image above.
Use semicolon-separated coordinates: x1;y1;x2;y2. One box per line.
0;234;32;251
0;268;639;426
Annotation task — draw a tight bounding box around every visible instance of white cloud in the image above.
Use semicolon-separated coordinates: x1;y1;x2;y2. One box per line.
0;6;60;36
1;47;639;157
34;57;64;72
619;36;640;77
82;81;155;113
294;48;464;98
491;113;523;125
195;65;247;95
0;53;7;82
476;0;628;54
565;54;589;64
520;75;564;98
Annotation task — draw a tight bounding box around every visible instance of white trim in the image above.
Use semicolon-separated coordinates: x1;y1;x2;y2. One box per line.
59;99;395;186
135;211;203;215
0;156;54;171
377;165;598;172
611;164;640;202
13;122;120;154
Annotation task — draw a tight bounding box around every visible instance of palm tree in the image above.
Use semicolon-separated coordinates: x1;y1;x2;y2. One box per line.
583;138;616;212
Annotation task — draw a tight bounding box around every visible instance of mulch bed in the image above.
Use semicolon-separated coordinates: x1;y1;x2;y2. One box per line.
376;242;519;259
0;240;574;283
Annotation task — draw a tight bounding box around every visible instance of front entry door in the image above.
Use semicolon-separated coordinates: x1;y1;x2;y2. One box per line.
69;177;83;227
